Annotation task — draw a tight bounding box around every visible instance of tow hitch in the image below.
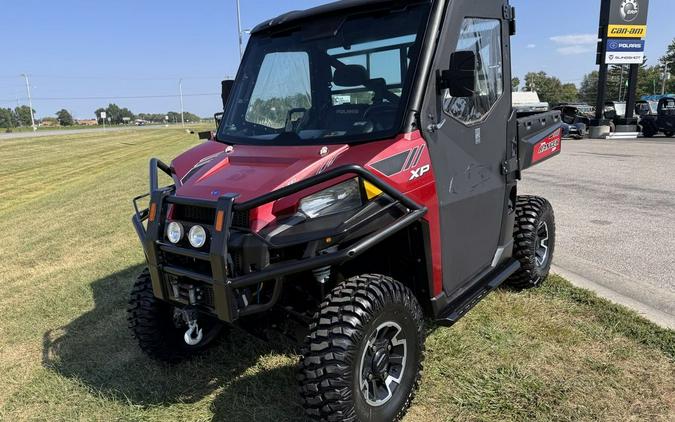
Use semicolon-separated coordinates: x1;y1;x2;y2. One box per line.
177;308;204;346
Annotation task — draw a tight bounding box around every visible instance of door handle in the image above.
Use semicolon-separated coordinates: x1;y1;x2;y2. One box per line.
427;118;447;133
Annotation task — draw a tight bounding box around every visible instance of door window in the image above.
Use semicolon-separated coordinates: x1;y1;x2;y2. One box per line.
443;18;503;125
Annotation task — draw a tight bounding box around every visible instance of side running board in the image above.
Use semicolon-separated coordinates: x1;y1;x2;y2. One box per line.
437;260;520;327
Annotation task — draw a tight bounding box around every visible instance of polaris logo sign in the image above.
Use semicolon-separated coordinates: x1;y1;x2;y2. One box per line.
606;39;645;52
605;38;645;64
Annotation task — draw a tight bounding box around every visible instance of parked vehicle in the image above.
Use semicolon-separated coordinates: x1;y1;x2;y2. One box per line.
641;97;675;137
553;105;592;139
604;101;627;132
128;1;562;420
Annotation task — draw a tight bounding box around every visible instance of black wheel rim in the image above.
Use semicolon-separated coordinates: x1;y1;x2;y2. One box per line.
359;321;407;407
535;221;550;268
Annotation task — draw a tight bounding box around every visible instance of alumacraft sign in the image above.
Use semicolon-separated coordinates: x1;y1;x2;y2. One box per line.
607;0;649;38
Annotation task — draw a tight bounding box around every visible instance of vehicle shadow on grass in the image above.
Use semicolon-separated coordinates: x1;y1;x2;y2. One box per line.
42;265;305;420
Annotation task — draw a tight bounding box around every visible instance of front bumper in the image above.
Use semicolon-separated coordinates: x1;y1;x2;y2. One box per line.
132;159;426;323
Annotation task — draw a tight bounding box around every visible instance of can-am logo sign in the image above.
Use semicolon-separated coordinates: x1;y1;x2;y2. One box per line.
620;0;640;22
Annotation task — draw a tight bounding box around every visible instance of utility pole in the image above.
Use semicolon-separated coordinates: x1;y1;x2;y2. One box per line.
179;78;185;128
662;61;670;96
21;74;36;131
618;65;624;101
236;0;244;59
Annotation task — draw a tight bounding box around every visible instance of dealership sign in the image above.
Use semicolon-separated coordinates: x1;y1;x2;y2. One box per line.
605;52;644;64
605;38;645;63
606;39;645;52
600;0;649;64
607;0;649;38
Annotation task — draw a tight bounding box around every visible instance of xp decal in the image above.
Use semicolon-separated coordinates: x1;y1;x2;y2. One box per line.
409;164;431;181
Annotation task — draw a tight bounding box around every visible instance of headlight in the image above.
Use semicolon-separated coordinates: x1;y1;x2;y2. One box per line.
299;178;362;218
188;225;207;248
166;222;184;244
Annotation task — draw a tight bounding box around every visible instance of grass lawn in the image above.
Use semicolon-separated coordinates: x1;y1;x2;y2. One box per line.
0;129;673;421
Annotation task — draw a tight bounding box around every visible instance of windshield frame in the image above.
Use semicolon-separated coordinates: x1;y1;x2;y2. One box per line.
216;3;432;146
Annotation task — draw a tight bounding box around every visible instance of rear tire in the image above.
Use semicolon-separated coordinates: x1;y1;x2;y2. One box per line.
665;131;674;137
642;124;657;138
506;196;555;289
298;274;424;422
127;268;225;363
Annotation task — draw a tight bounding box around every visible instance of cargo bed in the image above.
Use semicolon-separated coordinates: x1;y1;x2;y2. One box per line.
517;110;562;171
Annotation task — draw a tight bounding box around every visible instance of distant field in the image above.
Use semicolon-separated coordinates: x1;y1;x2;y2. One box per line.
0;129;673;421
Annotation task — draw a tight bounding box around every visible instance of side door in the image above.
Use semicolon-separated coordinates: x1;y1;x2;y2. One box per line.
421;0;511;297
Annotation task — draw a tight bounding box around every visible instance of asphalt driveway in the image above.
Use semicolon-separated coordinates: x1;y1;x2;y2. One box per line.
521;136;675;329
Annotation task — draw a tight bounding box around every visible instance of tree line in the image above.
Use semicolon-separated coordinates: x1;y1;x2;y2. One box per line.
0;106;36;128
1;103;205;129
513;38;675;107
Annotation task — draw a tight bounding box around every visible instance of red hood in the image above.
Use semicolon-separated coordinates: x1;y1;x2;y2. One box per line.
172;142;349;202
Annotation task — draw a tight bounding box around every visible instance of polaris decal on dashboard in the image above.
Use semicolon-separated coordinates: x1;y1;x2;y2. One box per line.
532;129;562;164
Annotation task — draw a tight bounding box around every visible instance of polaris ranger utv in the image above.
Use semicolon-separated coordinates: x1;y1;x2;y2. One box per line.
640;97;675;137
129;0;562;420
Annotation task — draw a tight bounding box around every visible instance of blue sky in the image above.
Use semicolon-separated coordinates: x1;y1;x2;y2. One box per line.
1;0;673;119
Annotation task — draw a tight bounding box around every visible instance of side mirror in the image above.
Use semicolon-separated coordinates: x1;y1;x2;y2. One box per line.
221;80;234;111
438;51;476;97
214;112;224;128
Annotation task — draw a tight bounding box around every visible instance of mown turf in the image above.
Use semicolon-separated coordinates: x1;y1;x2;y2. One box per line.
0;129;673;421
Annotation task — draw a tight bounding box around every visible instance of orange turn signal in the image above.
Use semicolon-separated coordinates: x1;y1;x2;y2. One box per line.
148;203;157;222
215;210;225;232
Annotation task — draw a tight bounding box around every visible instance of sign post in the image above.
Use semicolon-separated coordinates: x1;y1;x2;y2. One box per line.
100;111;107;131
592;0;649;138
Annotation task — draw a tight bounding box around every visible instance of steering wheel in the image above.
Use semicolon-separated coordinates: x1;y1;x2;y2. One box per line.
284;108;308;132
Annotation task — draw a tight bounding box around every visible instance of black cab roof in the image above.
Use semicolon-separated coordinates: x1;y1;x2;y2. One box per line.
251;0;426;35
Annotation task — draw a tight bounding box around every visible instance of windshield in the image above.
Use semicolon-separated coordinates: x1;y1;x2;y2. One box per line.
218;3;431;145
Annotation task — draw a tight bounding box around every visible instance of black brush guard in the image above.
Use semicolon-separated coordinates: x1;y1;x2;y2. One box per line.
132;159;427;323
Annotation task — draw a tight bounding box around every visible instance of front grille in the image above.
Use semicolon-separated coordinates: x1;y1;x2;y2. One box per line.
172;204;249;228
173;204;216;225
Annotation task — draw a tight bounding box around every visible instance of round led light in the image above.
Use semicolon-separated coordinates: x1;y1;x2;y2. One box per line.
188;225;207;248
166;222;184;244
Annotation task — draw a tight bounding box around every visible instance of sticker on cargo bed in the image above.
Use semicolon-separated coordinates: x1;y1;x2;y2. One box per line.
532;129;562;164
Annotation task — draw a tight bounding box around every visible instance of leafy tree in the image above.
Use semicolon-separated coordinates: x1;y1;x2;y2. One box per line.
578;71;599;105
511;77;520;92
14;105;35;127
524;72;576;106
559;83;579;104
94;104;136;124
0;108;18;128
56;109;74;126
658;39;675;93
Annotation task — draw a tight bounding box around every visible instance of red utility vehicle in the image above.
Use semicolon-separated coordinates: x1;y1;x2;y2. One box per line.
129;1;562;420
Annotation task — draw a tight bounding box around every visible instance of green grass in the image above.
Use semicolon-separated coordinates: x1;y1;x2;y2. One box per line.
0;129;673;421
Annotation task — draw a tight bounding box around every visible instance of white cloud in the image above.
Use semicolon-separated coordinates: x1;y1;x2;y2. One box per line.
526;44;537;49
549;33;598;55
550;34;598;45
557;45;596;56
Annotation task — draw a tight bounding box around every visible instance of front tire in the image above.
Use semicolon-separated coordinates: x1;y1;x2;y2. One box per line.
298;275;424;422
127;269;225;363
506;196;556;289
